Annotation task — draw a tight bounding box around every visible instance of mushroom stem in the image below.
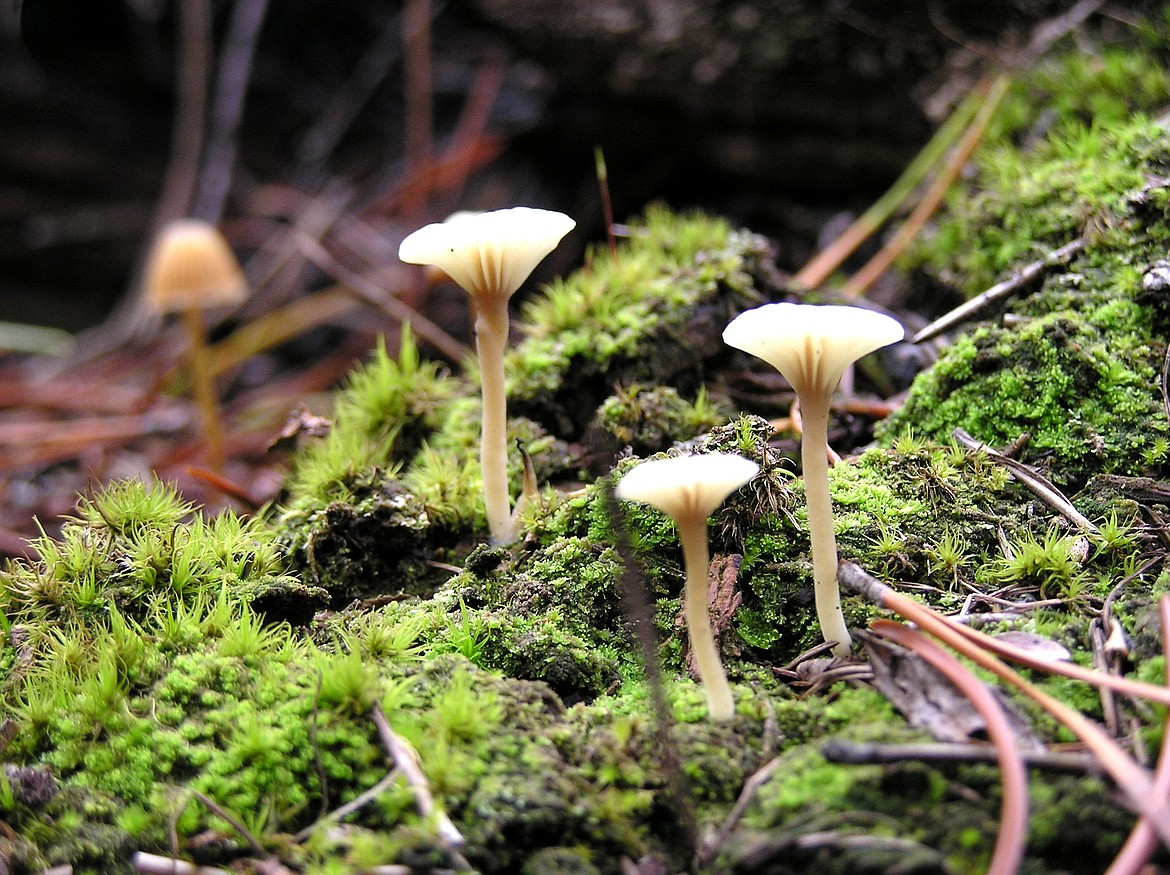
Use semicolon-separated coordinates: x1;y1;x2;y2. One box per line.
475;300;513;543
181;305;225;472
677;514;735;722
799;393;851;656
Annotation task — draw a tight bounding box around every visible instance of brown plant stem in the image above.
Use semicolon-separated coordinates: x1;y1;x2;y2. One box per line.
402;0;433;216
1104;594;1170;875
371;703;465;853
839;561;1170;707
182;306;225;472
792;81;986;291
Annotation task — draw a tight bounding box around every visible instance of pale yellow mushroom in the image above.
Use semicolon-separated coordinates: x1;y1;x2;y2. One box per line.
143;218;248;472
398;207;575;543
723;302;903;656
616;452;760;721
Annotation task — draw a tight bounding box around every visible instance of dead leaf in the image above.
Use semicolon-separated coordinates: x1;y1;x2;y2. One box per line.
862;632;1043;752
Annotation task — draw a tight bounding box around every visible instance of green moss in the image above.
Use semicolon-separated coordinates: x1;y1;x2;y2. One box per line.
284;325;459;508
590;384;726;460
882;304;1168;486
891;50;1170;487
509;204;777;441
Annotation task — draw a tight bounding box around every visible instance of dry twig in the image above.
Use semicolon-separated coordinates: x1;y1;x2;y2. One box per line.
822;739;1100;774
952;428;1098;533
912;237;1086;344
695;757;782;868
1104;595;1170;875
370;702;466;854
842;75;1011;299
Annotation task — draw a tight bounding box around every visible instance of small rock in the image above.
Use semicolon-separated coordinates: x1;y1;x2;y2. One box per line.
1141;259;1170;292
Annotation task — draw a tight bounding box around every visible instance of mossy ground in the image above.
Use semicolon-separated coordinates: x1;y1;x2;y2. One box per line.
6;24;1170;874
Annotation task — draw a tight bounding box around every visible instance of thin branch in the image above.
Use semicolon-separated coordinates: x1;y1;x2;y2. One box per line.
595;147;618;262
912;237;1086;343
187;789;266;856
1104;594;1170;875
292;769;402;844
952;427;1099;533
838;561;1170;707
695;757;782;867
1162;339;1170;429
297;10;404;164
821;739;1101;774
194;0;271;223
840;561;1170;846
370;702;466;852
293;231;470;363
155;0;212;225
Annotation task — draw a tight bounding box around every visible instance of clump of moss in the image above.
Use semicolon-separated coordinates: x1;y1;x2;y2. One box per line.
888;43;1170;486
1;478;319;628
883;281;1169;487
509;204;779;440
586;384;726;465
283;325;459;509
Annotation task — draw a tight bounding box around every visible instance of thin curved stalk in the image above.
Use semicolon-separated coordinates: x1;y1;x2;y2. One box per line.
475;302;512;543
842;74;1010;299
872;621;1027;875
792;79;986;291
841;562;1170;844
801;395;850;655
678;515;734;721
839;561;1170;707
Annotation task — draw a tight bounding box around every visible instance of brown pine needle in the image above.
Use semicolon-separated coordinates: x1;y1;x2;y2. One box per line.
870;621;1028;875
842;561;1170;846
792;81;987;291
841;74;1011;299
595;146;619;262
1104;594;1170;875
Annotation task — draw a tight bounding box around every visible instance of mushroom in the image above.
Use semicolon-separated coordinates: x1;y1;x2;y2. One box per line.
398;207;576;543
722;302;903;656
143;218;249;472
615;452;760;721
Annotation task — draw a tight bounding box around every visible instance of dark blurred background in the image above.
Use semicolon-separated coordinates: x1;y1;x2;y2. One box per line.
0;0;1131;332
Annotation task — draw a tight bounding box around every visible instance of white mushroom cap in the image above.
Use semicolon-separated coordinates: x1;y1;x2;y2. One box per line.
143;219;248;313
722;303;904;397
398;207;576;304
615;452;760;522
